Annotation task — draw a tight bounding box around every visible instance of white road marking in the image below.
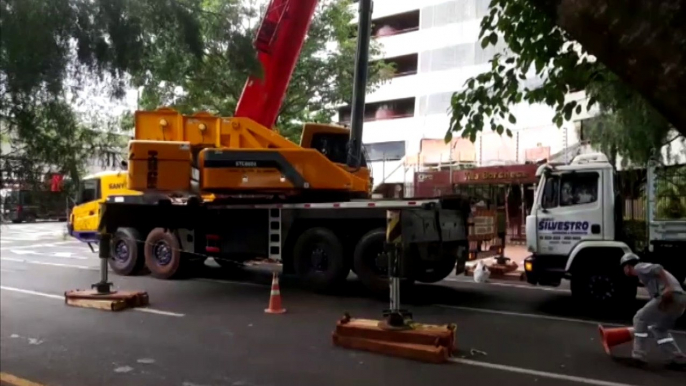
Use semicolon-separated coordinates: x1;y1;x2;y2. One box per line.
448;358;639;386
9;250;38;255
1;257;92;270
135;308;185;317
445;277;568;293
0;286;63;300
0;286;185;317
195;278;268;287
1;240;79;250
436;304;686;336
444;277;652;300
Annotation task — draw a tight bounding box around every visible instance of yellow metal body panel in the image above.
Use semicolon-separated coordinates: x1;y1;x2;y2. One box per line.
72;172;141;233
130;108;370;195
128;140;192;192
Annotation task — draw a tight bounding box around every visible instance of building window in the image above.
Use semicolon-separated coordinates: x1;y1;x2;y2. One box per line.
577;116;602;143
417;91;454;116
420;0;490;30
364;141;406;162
372;10;420;37
419;40;508;73
338;97;416;123
373;53;418;78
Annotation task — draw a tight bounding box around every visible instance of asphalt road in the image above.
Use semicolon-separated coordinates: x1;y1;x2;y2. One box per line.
1;222;685;386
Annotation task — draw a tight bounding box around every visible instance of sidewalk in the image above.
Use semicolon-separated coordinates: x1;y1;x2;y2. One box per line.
464;244;529;272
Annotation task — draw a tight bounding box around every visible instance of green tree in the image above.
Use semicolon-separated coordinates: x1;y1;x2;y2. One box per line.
132;0;391;142
1;0;206;186
447;0;682;166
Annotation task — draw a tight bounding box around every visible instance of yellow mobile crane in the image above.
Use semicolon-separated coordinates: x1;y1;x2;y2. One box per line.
92;0;471;293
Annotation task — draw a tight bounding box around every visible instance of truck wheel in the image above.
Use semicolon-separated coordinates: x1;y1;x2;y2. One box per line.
353;228;414;294
293;227;349;292
414;243;459;283
109;228;145;276
144;228;184;280
571;270;637;307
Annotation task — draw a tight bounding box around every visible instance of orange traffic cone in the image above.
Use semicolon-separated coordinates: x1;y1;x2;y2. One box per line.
265;272;286;314
598;325;634;355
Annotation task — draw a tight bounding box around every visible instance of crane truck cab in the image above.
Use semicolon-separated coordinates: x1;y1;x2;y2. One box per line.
524;153;686;306
68;171;142;243
68;170;217;243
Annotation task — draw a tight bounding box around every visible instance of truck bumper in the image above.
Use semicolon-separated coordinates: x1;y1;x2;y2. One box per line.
524;254;567;287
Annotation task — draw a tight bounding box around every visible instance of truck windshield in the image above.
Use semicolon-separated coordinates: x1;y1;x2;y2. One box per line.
78;179;99;204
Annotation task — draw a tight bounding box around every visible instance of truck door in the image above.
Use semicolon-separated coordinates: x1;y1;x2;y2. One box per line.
534;171;604;256
71;178;101;233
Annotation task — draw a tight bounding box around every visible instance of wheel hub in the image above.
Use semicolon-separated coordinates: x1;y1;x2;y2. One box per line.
153;241;172;266
113;240;129;262
310;246;329;272
373;250;389;276
589;275;615;301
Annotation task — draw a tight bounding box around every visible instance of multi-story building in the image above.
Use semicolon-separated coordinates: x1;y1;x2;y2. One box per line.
340;0;590;189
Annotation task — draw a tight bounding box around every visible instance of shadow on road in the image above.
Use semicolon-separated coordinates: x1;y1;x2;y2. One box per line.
192;263;685;331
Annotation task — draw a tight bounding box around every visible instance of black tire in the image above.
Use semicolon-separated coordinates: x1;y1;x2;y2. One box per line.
353;228;414;294
571;270;637;307
144;228;184;279
414;243;459;283
11;219;21;224
292;227;349;292
109;228;145;276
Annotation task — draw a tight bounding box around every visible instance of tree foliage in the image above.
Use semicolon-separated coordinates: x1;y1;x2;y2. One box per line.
447;0;682;166
133;0;391;142
1;0;206;186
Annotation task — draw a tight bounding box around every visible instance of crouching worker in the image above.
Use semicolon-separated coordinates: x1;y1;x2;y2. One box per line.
621;253;686;369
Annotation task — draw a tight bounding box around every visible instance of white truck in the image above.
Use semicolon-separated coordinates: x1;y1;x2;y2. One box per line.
524;153;686;305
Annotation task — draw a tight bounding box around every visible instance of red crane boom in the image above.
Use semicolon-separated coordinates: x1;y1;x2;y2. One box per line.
234;0;319;130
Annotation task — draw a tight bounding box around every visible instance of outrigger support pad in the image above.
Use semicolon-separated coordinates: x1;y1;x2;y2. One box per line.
64;233;149;312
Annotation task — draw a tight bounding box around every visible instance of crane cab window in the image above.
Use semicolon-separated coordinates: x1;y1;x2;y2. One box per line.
78;178;101;204
310;133;367;167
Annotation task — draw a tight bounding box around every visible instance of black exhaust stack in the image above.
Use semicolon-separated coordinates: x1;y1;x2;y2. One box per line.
346;0;373;168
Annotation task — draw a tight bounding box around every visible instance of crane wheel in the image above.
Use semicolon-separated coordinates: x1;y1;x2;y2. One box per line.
144;228;184;280
353;228;414;294
293;227;349;292
109;228;145;276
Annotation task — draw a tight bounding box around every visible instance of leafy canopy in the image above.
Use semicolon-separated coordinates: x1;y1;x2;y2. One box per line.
447;0;681;166
133;0;391;142
1;0;206;184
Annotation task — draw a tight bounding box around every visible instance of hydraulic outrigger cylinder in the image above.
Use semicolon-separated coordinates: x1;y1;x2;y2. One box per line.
381;210;412;329
64;209;149;311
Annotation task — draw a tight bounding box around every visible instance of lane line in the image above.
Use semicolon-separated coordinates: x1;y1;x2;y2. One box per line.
0;372;46;386
448;358;639;386
195;278;268;288
0;286;63;300
444;278;652;300
1;240;79;250
135;308;185;317
1;257;92;270
0;286;185;318
436;304;686;336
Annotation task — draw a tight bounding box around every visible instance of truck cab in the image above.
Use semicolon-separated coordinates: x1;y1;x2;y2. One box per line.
524;153;686;305
68;171;142;243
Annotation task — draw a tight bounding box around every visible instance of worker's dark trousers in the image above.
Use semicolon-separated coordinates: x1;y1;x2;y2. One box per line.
632;292;686;361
